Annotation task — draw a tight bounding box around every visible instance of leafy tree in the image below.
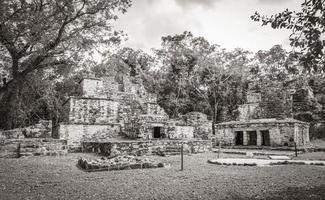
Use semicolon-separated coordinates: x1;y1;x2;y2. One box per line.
249;45;299;82
0;0;132;129
251;0;325;73
91;47;155;86
0;0;131;81
0;69;61;128
116;47;153;77
190;48;249;134
154;31;218;117
152;32;249;137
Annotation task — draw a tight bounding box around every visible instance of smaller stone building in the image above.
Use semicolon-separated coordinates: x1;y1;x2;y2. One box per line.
215;88;310;147
215;118;309;147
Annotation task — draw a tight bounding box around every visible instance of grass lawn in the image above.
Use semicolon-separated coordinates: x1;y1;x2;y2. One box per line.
0;152;324;200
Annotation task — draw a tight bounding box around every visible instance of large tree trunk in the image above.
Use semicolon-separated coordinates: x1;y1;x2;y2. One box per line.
0;78;24;129
211;102;218;136
12;58;19;79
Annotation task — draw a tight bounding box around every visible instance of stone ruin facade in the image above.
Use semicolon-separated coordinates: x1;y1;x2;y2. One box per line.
215;86;310;147
53;76;212;151
0;120;67;158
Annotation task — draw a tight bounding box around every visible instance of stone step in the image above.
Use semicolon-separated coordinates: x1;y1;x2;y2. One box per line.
166;146;190;149
221;145;309;151
164;151;190;155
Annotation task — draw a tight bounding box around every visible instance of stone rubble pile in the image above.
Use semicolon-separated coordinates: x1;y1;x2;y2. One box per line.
77;155;168;171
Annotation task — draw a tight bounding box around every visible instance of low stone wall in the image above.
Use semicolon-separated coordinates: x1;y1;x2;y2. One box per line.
82;139;212;156
0;120;52;139
0;138;68;158
53;123;122;149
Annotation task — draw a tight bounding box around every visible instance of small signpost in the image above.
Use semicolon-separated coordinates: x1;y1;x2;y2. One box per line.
180;143;184;171
17;143;21;158
217;142;221;159
294;142;298;157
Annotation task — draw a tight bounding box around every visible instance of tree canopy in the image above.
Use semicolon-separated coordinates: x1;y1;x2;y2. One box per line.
0;0;132;129
251;0;325;73
0;0;132;81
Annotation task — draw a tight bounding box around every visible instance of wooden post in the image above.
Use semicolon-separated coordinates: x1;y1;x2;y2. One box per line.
218;142;221;159
17;143;21;158
181;143;184;171
294;142;297;157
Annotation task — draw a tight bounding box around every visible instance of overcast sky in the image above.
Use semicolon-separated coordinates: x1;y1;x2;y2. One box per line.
114;0;303;53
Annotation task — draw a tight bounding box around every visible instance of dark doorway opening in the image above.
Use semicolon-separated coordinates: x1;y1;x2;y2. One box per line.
153;127;161;138
248;131;257;145
235;131;243;145
261;130;270;146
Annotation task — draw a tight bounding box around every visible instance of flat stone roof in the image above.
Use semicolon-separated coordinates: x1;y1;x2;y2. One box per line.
216;118;309;126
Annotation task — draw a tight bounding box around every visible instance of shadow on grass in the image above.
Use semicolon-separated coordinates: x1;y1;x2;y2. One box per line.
232;185;325;200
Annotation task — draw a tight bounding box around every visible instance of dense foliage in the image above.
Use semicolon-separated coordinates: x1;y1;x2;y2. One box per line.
252;0;325;73
0;0;132;129
0;1;324;140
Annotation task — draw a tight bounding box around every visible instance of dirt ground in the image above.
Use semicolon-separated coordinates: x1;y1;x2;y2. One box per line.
0;152;324;200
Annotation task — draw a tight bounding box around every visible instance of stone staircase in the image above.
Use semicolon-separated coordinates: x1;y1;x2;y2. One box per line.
0;138;68;158
163;146;190;155
220;145;312;152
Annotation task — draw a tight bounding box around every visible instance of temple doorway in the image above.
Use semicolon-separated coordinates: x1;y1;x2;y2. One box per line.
261;130;270;146
248;131;257;145
153;127;162;138
235;131;243;145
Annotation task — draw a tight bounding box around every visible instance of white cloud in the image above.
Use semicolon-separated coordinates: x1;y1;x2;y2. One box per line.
114;0;304;53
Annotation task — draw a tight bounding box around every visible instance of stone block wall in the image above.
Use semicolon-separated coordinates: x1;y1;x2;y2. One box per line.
133;122;196;140
193;122;213;140
54;123;121;148
277;125;294;146
81;78;106;98
82;139;212;156
166;125;194;139
238;103;260;121
138;114;168;123
137;122;165;139
0;138;67;158
80;77;158;104
102;77;119;97
215;120;310;147
183;112;209;126
215;128;234;145
0;120;52;139
66;97;120;124
145;103;167;116
296;124;310;146
269;127;282;146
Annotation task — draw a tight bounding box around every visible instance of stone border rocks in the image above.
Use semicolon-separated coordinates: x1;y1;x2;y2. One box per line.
77;155;169;172
207;158;325;167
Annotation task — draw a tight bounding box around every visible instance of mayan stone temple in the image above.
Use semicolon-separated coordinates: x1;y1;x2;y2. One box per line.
53;76;212;155
215;84;310;147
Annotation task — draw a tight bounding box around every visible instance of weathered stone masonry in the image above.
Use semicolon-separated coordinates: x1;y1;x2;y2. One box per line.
215;86;310;147
53;76;212;149
82;139;212;156
0;120;67;158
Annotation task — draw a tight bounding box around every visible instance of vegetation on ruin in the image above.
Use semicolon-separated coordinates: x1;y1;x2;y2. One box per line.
0;0;324;139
